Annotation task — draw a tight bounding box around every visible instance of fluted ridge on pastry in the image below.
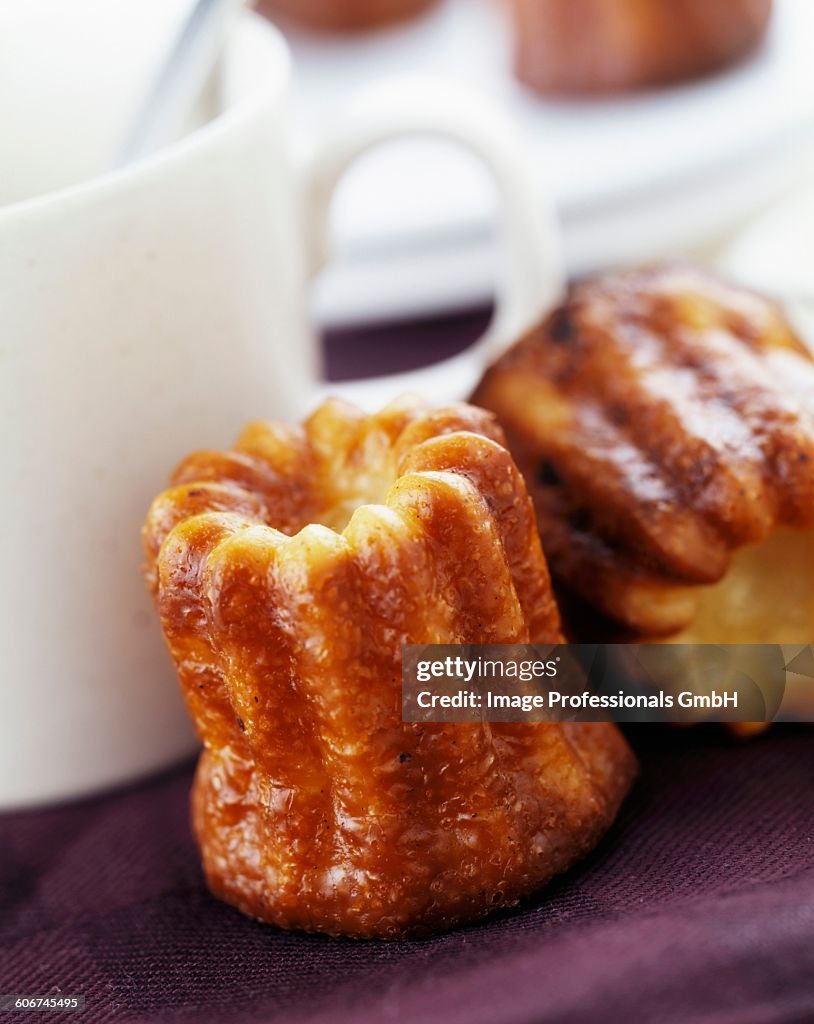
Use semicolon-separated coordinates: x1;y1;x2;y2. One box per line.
472;265;814;634
143;398;636;937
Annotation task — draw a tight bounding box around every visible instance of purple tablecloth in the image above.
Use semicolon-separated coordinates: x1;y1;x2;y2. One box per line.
3;726;813;1024
3;318;814;1023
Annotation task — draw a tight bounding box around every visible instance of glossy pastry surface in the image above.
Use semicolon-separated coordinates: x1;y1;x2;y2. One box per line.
473;266;814;641
144;397;635;938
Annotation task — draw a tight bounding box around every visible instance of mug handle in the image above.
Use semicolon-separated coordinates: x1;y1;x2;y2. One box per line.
301;76;565;409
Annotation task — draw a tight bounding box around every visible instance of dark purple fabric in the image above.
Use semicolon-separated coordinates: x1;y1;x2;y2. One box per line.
3;315;813;1022
322;307;492;382
2;726;813;1024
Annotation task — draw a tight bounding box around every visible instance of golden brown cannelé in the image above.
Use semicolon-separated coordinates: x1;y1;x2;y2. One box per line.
472;265;814;645
257;0;438;32
510;0;773;96
144;397;636;939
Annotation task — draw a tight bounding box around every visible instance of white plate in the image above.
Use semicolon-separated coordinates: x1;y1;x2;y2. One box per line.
720;180;814;351
276;0;814;326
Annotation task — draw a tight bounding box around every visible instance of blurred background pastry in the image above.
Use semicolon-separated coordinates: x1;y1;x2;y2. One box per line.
510;0;773;95
250;0;814;326
257;0;439;32
472;265;814;643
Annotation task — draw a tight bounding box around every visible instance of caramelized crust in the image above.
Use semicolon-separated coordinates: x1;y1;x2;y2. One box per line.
472;266;814;638
511;0;772;96
144;397;635;939
257;0;438;32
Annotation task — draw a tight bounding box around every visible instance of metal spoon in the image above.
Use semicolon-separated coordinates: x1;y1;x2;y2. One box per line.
115;0;248;168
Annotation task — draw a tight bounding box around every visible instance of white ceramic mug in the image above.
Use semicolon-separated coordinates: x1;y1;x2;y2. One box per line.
0;13;563;809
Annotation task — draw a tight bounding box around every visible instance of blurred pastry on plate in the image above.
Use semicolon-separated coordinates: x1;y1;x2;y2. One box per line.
257;0;438;32
472;265;814;644
510;0;773;95
143;396;635;939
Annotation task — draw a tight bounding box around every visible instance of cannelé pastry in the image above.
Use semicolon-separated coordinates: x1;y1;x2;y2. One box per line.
144;397;636;939
510;0;773;96
258;0;438;32
472;265;814;645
